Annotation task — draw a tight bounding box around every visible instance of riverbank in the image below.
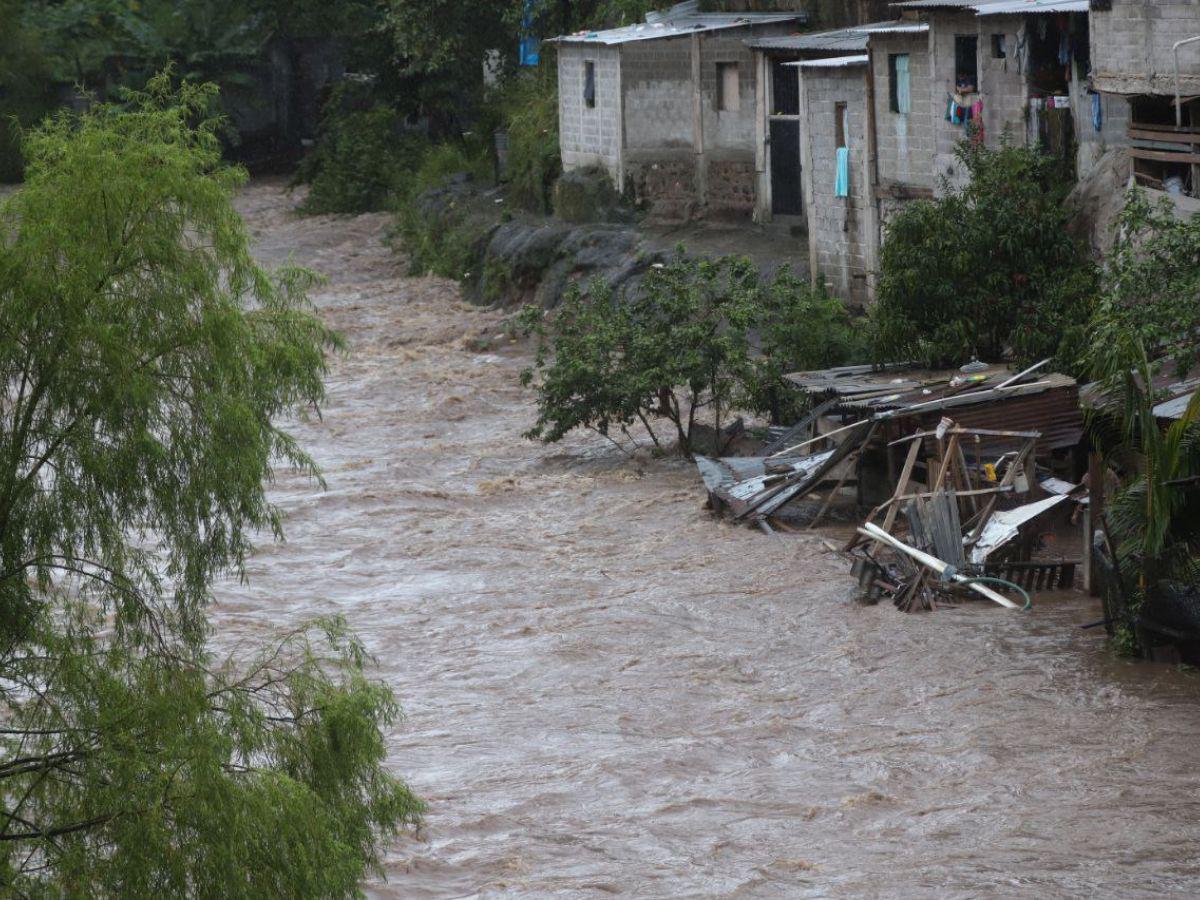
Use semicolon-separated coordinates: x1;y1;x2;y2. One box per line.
219;180;1200;897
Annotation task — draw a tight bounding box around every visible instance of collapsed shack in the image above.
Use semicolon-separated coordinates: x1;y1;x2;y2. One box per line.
696;361;1086;530
847;420;1086;612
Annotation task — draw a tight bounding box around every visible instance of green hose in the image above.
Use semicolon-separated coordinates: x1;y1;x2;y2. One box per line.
958;576;1033;611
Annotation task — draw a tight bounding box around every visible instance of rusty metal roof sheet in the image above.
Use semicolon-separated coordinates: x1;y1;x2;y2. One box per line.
785;363;1085;452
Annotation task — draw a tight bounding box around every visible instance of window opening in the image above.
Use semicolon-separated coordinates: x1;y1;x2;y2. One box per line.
717;62;740;112
889;54;911;114
584;61;596;108
955;35;978;92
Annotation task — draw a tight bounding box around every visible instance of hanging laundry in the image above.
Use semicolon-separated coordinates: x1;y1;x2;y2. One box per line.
1091;92;1103;132
835;147;850;198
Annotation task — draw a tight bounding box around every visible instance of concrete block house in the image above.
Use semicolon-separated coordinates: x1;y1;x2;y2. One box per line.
767;1;1128;307
901;0;1125;190
1090;0;1200;198
552;2;805;220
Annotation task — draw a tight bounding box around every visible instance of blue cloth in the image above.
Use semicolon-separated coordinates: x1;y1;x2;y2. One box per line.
1091;92;1103;132
835;147;850;198
519;0;540;65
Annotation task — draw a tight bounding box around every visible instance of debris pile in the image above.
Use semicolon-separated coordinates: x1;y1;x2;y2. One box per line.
693;361;1094;608
846;419;1084;612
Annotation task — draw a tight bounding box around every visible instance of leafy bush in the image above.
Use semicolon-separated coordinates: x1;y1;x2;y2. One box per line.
744;269;863;424
520;254;862;456
0;0;56;182
391;140;493;278
871;141;1096;371
1088;188;1200;379
521;254;762;457
501;68;561;213
296;84;423;215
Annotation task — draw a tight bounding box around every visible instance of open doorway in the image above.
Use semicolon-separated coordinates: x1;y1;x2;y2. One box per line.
1128;95;1200;197
769;57;803;217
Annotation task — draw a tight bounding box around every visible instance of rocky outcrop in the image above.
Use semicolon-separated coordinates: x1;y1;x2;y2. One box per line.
465;220;661;309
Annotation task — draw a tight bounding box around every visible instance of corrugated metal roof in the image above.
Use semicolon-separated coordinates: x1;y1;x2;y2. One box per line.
747;29;868;53
551;9;803;45
973;0;1088;14
895;0;1086;11
785;363;1085;453
787;54;870;68
746;21;926;53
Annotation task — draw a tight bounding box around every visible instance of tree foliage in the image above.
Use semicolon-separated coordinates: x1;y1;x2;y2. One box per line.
744;271;862;425
0;76;420;893
1084;193;1200;649
871;140;1096;371
521;255;861;456
1088;188;1200;380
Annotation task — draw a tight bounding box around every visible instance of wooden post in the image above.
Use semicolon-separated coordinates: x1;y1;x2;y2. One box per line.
1087;450;1105;597
691;33;707;211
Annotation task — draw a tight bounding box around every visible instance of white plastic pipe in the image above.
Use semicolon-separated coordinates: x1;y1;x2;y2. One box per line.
1173;35;1200;128
859;523;1021;610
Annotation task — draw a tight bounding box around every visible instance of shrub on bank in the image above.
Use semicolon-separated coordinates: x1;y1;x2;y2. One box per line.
500;68;561;214
294;83;422;215
871;140;1097;373
520;254;863;457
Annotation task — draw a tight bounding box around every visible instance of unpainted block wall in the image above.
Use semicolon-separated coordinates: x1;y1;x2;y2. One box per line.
977;15;1027;145
700;23;795;218
622;37;694;152
928;10;981;191
800;64;872;307
621;35;700;219
621;23;794;220
558;44;622;182
1091;0;1200;95
871;32;935;191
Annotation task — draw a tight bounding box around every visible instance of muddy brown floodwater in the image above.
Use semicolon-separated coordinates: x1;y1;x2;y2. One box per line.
219;181;1200;898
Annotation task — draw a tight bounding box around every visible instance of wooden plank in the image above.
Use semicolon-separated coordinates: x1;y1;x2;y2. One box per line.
1128;128;1200;145
1127;121;1200;135
1129;147;1200;165
859;524;1021;609
888;428;1042;446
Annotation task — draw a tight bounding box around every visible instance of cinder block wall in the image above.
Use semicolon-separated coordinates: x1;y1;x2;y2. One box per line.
800;64;872;307
1091;0;1200;95
977;15;1027;145
621;36;697;219
701;23;795;218
928;10;980;190
871;32;934;191
558;44;622;182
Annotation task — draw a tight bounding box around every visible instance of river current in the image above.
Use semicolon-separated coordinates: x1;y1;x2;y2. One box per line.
217;181;1200;898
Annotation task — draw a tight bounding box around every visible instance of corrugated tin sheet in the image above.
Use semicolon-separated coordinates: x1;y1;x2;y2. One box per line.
895;0;1086;11
746;21;925;53
746;29;868;53
785;363;1085;453
974;0;1088;15
788;55;870;69
551;10;803;45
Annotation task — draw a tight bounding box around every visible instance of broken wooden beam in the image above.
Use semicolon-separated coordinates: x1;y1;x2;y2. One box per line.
857;523;1022;610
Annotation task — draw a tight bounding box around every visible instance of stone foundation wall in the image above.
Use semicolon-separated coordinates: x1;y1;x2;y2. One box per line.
705;159;757;219
625;157;700;221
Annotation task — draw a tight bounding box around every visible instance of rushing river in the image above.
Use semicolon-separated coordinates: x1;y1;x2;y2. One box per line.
219;181;1200;898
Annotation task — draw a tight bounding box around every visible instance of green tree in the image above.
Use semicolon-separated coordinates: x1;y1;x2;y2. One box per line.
0;0;57;182
1088;188;1200;379
0;76;421;893
743;270;861;425
871;140;1096;370
521;254;763;458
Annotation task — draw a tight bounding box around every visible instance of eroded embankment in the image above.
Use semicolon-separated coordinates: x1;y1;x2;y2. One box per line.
216;179;1200;899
